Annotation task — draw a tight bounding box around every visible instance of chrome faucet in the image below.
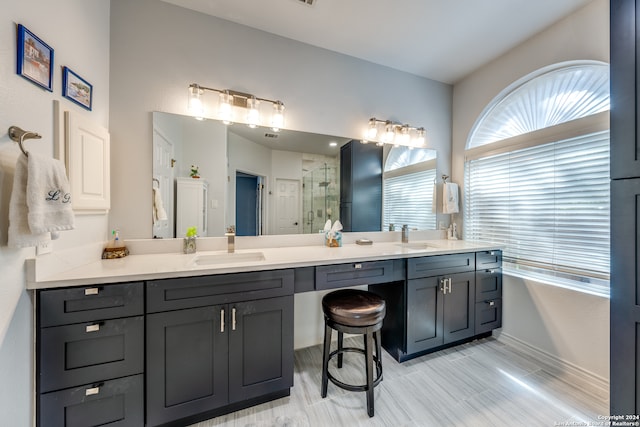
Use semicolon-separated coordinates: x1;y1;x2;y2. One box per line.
402;224;409;243
225;225;235;253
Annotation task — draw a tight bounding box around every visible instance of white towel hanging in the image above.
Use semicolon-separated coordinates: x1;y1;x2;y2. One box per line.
442;182;459;214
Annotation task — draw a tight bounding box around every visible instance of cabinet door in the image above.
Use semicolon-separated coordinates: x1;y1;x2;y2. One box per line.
146;306;228;427
406;277;444;354
228;296;294;403
443;272;476;343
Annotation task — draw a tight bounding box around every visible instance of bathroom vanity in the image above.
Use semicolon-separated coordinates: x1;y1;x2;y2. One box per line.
29;239;501;426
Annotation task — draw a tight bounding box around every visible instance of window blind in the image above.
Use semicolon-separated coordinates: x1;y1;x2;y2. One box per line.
383;168;437;231
465;130;610;293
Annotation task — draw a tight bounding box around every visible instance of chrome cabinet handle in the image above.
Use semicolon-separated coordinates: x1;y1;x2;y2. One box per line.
85;386;100;396
488;300;495;307
85;323;100;333
84;287;99;296
354;263;362;269
232;308;237;331
440;278;452;294
220;309;225;333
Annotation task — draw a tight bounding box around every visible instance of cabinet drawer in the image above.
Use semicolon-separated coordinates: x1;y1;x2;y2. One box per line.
475;299;502;334
315;259;402;290
475;268;502;302
39;316;144;393
147;269;294;313
39;374;143;427
39;282;144;328
407;253;475;279
476;250;502;270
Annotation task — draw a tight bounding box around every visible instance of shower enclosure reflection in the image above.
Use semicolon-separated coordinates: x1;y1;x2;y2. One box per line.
303;160;339;234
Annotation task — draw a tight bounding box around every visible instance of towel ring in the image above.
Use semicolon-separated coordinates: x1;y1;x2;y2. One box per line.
8;126;42;157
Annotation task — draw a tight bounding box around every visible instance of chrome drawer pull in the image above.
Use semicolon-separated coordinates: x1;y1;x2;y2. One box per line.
84;288;99;296
85;324;100;333
85;387;100;396
220;309;225;333
354;263;362;269
488;301;495;306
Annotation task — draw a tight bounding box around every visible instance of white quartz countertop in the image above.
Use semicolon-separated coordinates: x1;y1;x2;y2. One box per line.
26;238;501;290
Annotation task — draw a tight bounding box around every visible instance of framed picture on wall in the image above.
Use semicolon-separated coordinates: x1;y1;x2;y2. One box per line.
62;67;93;111
16;24;54;91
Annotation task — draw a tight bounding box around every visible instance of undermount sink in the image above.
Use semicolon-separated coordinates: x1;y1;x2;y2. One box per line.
396;242;436;251
191;252;265;266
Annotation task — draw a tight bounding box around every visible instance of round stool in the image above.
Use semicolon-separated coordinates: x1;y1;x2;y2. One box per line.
320;289;386;417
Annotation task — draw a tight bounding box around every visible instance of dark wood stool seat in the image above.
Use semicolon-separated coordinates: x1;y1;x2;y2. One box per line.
321;289;386;417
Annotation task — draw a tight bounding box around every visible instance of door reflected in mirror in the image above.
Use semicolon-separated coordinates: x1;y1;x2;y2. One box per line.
152;111;437;238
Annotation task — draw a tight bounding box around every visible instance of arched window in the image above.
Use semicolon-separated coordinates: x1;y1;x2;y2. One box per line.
464;61;610;295
383;146;437;231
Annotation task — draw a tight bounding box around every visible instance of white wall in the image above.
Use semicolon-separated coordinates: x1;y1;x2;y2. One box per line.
452;0;610;380
0;1;110;425
108;0;452;240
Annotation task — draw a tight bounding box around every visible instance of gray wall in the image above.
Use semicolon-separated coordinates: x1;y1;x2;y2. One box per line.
109;0;452;239
451;0;609;380
0;1;111;425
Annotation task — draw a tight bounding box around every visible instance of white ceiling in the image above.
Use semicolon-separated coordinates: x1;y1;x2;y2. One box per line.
161;0;594;84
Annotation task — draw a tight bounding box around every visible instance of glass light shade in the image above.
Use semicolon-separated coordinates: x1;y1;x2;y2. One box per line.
219;91;233;125
188;85;204;118
246;97;260;128
413;128;426;147
382;123;395;144
366;119;378;140
271;102;285;132
399;125;411;146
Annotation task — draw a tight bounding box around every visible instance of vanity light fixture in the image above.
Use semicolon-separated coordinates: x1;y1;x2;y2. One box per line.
362;117;426;148
188;83;285;131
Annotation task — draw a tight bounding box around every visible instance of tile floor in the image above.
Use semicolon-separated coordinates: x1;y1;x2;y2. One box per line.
189;337;608;427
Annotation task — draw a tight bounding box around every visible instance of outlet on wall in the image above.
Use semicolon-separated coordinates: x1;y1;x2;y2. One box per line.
36;240;53;255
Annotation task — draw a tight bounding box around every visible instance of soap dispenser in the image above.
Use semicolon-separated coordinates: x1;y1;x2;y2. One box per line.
102;229;130;259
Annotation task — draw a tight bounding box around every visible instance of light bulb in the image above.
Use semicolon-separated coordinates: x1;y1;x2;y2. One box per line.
414;128;426;147
382;122;395;144
246;97;260;128
399;125;411;146
271;101;285;132
219;91;233;125
366;119;378;140
188;84;204;118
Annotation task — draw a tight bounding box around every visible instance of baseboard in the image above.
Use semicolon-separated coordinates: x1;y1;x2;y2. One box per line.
495;332;609;404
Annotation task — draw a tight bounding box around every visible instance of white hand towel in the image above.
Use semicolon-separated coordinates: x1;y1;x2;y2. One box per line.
26;152;75;234
8;155;50;248
152;187;168;224
443;182;459;214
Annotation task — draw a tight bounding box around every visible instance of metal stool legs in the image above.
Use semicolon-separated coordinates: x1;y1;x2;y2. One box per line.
320;320;383;417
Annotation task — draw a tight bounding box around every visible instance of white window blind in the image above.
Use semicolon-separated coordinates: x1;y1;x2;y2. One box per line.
383;168;437;231
465;130;610;293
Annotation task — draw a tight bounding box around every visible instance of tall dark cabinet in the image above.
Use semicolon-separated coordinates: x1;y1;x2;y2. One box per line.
610;0;640;414
340;140;383;232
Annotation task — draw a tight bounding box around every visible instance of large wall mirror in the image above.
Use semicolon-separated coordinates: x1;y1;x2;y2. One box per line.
152;111;437;238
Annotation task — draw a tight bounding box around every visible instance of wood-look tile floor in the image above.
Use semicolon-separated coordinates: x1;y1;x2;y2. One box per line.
189;337;608;427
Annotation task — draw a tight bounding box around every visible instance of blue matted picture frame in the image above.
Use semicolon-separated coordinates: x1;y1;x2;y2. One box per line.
17;24;54;92
62;67;93;111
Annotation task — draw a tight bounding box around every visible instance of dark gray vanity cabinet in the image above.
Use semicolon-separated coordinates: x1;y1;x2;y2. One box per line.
146;270;295;427
406;269;476;355
610;0;640;415
339;140;383;232
371;252;501;362
475;258;502;334
36;282;145;427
